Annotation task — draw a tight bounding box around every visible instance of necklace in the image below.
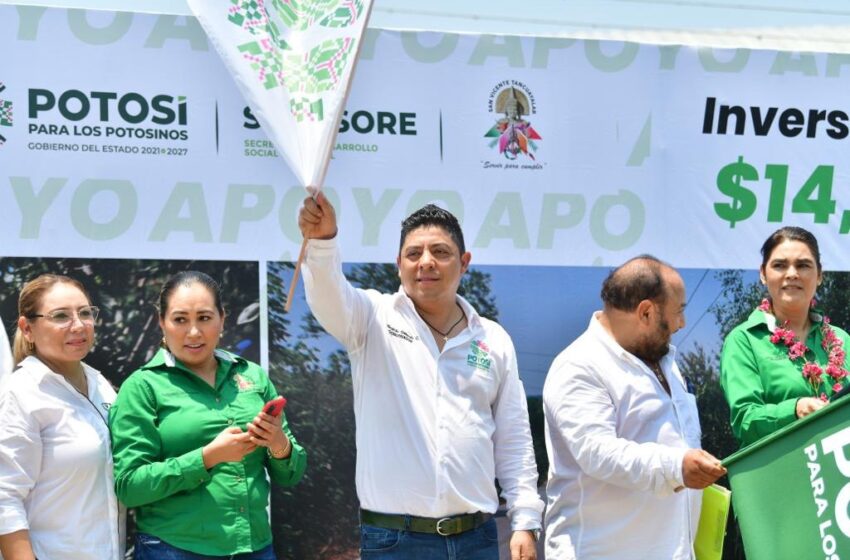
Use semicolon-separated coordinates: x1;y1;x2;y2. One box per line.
758;298;848;400
418;303;466;342
647;362;671;395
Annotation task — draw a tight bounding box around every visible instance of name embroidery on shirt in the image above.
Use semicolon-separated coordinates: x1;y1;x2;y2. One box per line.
467;340;492;371
387;324;416;343
234;374;253;391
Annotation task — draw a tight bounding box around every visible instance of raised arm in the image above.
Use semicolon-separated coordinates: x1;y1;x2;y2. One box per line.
299;193;374;350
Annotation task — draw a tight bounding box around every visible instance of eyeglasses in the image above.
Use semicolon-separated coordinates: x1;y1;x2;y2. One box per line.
28;306;100;327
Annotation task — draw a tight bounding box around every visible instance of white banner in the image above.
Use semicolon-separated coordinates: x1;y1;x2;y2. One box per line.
3;7;850;269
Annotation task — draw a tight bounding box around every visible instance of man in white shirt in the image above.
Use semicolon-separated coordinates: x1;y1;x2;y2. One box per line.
299;193;543;560
543;255;726;560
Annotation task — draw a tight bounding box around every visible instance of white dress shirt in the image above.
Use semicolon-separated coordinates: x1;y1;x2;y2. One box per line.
0;356;125;560
543;313;702;560
303;238;543;530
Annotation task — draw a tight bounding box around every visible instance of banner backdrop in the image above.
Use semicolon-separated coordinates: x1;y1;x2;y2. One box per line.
4;7;850;269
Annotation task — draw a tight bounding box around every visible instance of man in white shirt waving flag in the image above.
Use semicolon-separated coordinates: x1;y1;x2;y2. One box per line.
298;193;544;559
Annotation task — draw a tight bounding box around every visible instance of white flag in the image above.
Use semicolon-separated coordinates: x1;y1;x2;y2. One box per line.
188;0;373;190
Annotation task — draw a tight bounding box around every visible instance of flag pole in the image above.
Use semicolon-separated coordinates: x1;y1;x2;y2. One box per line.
285;236;309;312
283;7;374;313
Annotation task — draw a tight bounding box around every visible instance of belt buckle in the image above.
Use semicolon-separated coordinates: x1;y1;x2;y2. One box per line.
436;517;455;536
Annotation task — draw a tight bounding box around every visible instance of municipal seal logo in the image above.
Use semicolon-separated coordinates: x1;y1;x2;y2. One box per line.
467;340;492;372
484;80;541;161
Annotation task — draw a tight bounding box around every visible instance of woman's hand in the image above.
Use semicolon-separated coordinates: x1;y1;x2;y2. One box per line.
247;411;291;459
796;397;827;419
202;427;257;469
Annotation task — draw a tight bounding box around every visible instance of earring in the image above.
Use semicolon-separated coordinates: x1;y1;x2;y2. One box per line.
160;336;167;349
28;341;35;352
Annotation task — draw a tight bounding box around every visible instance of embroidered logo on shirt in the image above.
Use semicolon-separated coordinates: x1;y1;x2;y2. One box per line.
234;374;253;391
467;340;492;371
387;324;416;343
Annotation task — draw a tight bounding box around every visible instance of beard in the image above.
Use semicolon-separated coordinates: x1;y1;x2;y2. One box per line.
631;317;671;363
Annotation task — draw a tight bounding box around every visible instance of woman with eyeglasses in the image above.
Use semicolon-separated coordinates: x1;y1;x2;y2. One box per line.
0;274;124;560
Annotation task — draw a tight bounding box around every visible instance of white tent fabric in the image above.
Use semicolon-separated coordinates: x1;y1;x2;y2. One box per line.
4;0;850;53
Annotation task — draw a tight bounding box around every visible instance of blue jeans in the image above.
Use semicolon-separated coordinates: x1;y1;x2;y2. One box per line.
134;532;277;560
360;517;500;559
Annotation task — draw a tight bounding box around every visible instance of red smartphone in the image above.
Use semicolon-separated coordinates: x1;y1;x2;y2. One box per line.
262;396;287;417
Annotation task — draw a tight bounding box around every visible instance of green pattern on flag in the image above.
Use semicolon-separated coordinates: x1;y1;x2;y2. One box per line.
226;0;364;120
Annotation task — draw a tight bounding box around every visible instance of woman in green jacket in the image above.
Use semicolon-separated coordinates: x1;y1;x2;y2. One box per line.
110;271;306;559
720;226;850;448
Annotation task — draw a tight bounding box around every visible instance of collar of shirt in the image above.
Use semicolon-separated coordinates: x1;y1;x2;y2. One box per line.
392;286;484;332
587;311;679;374
19;354;102;382
17;355;108;412
141;348;245;389
742;307;826;334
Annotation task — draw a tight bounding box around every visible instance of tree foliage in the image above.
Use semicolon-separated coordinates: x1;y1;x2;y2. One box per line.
0;258;260;382
709;269;764;341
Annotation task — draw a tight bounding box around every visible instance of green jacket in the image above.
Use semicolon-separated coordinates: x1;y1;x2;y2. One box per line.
720;308;850;448
109;348;306;555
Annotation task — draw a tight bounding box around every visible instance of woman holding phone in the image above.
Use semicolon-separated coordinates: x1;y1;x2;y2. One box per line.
110;271;305;560
0;274;124;560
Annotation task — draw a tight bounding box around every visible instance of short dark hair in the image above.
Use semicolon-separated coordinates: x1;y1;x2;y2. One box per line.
399;204;465;254
760;226;822;271
158;271;224;318
600;254;668;312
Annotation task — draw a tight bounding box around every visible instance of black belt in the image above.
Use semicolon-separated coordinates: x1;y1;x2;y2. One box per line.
360;509;492;536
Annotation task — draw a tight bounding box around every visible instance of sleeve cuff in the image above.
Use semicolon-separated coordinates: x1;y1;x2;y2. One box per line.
670;447;688;491
178;448;211;486
0;505;29;535
780;398;800;425
306;237;338;254
268;441;307;484
508;506;543;532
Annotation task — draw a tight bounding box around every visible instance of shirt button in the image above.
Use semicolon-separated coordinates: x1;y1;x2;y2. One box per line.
239;506;246;513
227;418;234;425
216;397;222;403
